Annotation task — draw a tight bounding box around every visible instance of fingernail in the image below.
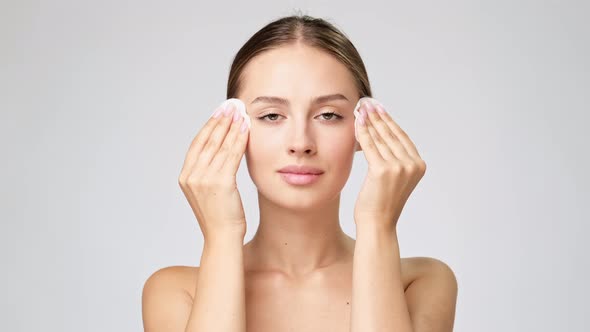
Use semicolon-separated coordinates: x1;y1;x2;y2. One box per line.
240;121;249;133
375;104;386;114
223;103;234;116
212;107;223;118
232;109;242;122
359;109;366;125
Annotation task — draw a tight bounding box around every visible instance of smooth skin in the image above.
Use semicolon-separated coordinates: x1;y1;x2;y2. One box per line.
142;43;458;332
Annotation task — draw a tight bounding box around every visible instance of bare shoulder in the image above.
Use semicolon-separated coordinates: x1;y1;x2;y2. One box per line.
141;265;200;331
401;257;458;331
400;257;457;290
143;265;200;299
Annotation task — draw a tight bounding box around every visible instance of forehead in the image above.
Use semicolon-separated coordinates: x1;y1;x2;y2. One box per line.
238;44;358;104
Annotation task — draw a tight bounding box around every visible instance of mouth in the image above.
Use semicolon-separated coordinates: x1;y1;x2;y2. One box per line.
278;172;323;185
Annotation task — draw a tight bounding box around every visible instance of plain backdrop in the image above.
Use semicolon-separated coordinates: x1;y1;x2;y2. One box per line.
1;0;588;331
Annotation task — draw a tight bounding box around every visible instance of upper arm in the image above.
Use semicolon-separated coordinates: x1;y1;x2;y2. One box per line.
404;257;458;332
142;266;195;332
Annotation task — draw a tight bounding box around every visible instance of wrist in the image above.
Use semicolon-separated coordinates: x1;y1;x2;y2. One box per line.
355;219;397;235
205;226;246;247
355;223;398;242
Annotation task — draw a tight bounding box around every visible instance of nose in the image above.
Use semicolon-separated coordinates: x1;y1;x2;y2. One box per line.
287;120;316;156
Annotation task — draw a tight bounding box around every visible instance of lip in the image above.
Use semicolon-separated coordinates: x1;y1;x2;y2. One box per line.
278;165;324;175
279;172;322;185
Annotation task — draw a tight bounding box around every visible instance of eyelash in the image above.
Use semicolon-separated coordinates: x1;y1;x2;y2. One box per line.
257;111;344;122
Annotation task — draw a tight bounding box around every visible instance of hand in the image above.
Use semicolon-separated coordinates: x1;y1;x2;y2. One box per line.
178;99;250;239
353;98;426;230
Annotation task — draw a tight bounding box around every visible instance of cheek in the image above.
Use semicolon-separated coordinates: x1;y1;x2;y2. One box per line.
324;124;356;148
244;134;280;188
324;143;354;165
244;134;276;166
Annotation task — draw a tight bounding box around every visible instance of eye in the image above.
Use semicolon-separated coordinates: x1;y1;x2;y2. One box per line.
257;111;344;122
319;111;343;121
258;113;281;121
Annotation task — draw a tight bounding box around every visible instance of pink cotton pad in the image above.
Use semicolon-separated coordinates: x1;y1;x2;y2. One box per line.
353;97;386;142
210;98;251;129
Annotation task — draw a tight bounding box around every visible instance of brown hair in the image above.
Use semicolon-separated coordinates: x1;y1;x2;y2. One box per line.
226;14;372;101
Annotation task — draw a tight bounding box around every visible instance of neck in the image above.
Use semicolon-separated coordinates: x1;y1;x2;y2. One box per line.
244;191;354;278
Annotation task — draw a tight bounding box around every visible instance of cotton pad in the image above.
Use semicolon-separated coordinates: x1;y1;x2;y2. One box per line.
353;97;386;142
211;98;251;129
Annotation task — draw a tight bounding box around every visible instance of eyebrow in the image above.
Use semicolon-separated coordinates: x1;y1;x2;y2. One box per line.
250;93;349;106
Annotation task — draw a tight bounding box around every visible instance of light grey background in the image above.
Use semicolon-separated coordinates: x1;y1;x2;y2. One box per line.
2;0;588;331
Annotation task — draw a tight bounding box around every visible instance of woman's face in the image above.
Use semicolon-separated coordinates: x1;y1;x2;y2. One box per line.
237;43;361;209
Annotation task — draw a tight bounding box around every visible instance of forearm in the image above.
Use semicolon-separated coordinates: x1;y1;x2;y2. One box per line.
185;230;246;332
350;224;413;332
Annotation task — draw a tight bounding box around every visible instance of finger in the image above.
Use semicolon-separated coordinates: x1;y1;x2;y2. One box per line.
210;110;246;173
220;114;250;175
356;107;386;166
363;102;396;161
194;104;236;171
365;102;412;162
375;104;422;160
179;105;226;178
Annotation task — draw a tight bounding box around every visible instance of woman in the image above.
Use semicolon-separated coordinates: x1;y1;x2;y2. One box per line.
142;14;458;332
